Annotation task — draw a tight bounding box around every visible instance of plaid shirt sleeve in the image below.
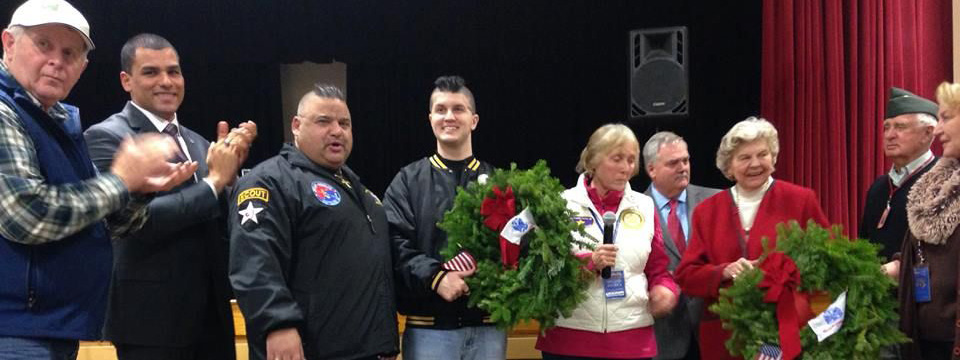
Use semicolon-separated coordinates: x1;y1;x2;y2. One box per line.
0;101;137;245
106;194;150;240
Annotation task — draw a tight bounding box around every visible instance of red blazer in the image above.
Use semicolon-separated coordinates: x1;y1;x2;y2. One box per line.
675;179;829;360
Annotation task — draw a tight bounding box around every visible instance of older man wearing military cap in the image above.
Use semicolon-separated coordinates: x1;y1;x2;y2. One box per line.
860;87;939;278
0;0;195;358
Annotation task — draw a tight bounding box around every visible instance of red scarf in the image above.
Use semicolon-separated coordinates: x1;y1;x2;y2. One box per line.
585;176;624;214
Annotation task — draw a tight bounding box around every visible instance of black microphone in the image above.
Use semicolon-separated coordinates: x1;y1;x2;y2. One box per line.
601;211;616;279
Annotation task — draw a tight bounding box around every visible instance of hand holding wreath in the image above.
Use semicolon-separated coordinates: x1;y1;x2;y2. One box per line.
438;161;593;330
436;268;475;301
710;222;909;359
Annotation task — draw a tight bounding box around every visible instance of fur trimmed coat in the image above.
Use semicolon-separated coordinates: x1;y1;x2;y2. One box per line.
899;158;960;360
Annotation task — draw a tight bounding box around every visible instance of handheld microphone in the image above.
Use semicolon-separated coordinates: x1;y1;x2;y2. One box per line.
601;211;616;279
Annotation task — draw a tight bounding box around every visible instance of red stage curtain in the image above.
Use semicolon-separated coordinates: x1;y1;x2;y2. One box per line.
761;0;951;235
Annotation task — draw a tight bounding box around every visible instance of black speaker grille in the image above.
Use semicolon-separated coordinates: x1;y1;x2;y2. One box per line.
631;59;686;115
629;26;688;118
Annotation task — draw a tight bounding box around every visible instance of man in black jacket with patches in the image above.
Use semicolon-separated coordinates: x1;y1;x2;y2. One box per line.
229;84;398;360
384;76;503;360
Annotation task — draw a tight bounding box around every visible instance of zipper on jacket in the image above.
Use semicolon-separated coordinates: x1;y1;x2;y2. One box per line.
366;214;377;235
602;287;608;333
27;289;36;309
26;248;36;310
336;170;377;235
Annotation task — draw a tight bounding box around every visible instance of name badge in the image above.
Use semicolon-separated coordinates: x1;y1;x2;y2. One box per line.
913;264;931;303
604;270;626;300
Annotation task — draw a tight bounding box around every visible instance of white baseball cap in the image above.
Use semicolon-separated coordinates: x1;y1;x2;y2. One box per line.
8;0;94;50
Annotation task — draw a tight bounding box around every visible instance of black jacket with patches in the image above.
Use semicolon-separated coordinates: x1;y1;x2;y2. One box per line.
228;144;398;360
383;155;495;328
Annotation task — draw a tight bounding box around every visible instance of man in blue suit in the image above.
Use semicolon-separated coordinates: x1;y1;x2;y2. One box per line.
84;33;256;360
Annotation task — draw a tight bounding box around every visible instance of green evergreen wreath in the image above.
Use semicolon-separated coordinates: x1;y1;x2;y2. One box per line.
710;221;909;359
438;160;593;330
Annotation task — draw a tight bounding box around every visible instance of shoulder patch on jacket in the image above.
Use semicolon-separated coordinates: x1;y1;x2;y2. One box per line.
311;181;341;206
238;201;264;225
237;187;269;206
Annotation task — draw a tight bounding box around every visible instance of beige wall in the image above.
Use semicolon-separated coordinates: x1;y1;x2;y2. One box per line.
280;61;348;142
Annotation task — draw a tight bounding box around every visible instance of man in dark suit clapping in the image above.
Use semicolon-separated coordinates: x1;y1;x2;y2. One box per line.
84;33;256;360
642;131;719;360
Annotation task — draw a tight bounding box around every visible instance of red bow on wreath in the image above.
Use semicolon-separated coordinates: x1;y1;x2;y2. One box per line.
757;251;803;360
480;186;521;268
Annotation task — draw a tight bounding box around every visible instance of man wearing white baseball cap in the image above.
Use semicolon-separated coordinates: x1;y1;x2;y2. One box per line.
4;0;94;110
7;0;95;50
0;0;197;359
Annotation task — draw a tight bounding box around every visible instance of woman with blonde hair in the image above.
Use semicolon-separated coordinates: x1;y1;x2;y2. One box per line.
675;117;829;359
897;81;960;360
536;123;678;359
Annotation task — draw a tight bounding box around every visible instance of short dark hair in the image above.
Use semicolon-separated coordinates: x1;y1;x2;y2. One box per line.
431;75;476;112
297;83;346;115
310;82;345;101
120;33;176;73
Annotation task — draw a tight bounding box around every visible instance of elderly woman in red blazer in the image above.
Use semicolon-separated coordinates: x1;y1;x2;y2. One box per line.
675;117;829;360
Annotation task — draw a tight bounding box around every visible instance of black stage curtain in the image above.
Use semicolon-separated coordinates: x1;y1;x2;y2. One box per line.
1;0;761;194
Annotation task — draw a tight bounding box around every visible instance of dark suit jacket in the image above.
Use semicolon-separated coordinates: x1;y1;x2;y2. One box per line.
646;184;720;360
84;102;235;356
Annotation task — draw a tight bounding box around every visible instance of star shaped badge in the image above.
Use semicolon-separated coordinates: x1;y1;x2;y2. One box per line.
238;202;264;225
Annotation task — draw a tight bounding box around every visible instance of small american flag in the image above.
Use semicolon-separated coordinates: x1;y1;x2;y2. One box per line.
442;251;476;272
754;343;783;360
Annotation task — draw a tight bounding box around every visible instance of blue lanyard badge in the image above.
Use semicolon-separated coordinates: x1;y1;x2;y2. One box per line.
604;270;626;300
913;264;931;303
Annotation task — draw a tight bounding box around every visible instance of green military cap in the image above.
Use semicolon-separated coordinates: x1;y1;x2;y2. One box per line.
886;87;938;119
